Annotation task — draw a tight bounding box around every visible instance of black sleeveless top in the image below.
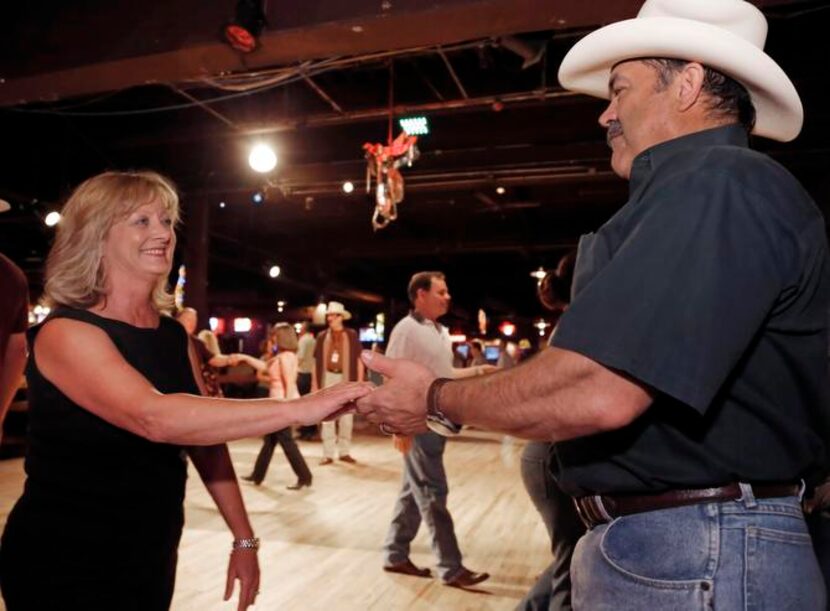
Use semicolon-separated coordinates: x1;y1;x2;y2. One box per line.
0;307;199;610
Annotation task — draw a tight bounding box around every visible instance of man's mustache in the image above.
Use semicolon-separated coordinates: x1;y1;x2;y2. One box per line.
606;121;623;145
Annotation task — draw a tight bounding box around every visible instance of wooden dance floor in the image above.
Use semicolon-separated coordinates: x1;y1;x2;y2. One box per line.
0;428;549;610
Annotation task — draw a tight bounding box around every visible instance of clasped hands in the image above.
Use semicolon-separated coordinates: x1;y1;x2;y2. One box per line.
299;350;443;435
352;350;436;435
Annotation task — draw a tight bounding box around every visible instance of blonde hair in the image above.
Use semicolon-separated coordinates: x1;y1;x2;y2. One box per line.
44;170;180;312
197;329;222;355
272;323;298;352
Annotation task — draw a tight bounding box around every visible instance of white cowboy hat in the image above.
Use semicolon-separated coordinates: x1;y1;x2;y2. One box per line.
325;301;352;320
558;0;803;142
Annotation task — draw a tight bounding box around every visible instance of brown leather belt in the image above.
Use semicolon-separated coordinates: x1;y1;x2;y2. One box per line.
574;482;801;529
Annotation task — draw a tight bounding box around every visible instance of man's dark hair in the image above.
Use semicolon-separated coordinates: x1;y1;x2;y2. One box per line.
644;58;756;133
407;271;445;304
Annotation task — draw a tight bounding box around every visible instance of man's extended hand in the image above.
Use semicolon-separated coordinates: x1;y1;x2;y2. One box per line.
355;350;435;435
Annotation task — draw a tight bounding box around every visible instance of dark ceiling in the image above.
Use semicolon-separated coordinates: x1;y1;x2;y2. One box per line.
2;0;829;337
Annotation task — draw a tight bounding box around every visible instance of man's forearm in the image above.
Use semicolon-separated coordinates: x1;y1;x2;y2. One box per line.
438;347;652;442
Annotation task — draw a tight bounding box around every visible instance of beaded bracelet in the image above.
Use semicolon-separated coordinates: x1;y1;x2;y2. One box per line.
232;537;260;551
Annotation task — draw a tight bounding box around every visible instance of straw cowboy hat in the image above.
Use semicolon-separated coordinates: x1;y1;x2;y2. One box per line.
558;0;803;142
325;301;352;320
0;199;10;213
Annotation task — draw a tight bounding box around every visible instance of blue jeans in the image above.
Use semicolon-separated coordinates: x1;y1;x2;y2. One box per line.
571;484;825;610
383;432;463;580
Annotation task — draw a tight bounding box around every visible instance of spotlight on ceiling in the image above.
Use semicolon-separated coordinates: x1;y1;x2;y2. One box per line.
44;211;62;227
219;201;226;209
268;265;281;278
248;143;277;173
224;0;267;53
342;181;355;194
496;186;506;195
530;266;546;281
252;192;264;205
398;116;429;136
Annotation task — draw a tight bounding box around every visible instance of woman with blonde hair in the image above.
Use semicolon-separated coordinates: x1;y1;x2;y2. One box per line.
0;170;369;611
244;323;313;490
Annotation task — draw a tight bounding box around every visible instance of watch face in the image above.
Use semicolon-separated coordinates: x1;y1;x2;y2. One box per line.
426;414;462;436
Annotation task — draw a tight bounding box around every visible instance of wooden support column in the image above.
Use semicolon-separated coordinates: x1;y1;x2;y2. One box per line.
183;197;209;328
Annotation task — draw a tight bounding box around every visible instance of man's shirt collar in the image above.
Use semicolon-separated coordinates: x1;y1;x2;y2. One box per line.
410;310;445;333
629;124;749;195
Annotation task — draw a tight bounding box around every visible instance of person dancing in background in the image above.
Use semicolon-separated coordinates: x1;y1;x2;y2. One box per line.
382;271;491;588
176;306;261;398
0;250;28;445
0;171;369;611
295;322;318;440
313;301;364;465
244;323;313;490
518;251;585;611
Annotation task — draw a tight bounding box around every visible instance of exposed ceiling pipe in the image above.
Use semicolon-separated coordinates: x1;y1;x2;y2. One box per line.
243;88;578;134
495;35;546;69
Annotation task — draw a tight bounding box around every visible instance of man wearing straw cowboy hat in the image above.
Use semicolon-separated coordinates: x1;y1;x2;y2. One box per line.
356;0;830;608
313;301;364;464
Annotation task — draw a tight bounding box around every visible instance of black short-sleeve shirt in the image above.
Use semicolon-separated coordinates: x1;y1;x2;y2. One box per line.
552;125;830;495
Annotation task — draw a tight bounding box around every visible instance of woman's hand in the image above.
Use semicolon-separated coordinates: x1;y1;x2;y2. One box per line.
225;549;260;611
293;381;375;425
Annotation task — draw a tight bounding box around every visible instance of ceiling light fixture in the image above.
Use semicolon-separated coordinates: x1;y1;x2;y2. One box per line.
500;321;516;337
268;265;281;278
248;143;277;173
44;211;61;227
398;116;429;136
342;181;355;194
224;0;267;53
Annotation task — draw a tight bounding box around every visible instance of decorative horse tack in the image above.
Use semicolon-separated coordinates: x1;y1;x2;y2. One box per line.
362;130;419;231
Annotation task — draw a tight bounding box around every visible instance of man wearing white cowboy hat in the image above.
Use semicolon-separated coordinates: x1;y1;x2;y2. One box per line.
312;301;364;464
0;200;29;445
356;1;830;608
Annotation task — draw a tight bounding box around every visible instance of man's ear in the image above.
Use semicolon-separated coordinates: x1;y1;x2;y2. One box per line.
676;62;706;112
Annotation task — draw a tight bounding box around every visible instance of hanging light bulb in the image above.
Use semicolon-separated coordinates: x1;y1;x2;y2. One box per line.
530;266;546;281
44;211;62;227
248;143;277;173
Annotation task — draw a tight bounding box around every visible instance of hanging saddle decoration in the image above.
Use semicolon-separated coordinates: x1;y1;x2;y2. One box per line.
362;131;419;231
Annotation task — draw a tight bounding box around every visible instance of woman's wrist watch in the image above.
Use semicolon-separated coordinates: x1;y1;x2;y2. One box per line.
425;378;462;436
